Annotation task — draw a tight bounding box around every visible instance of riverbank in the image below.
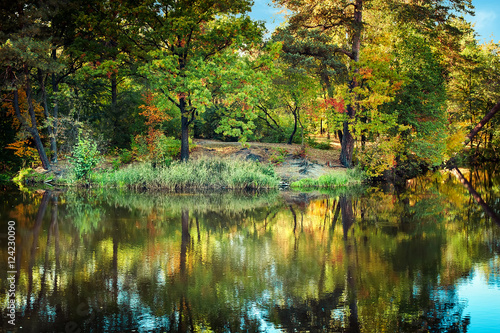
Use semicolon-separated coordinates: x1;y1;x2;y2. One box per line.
8;139;366;191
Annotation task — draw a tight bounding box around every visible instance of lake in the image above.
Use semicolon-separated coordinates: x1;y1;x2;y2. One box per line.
1;167;499;332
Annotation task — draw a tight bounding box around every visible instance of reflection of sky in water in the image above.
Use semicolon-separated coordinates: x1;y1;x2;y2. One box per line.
458;256;500;333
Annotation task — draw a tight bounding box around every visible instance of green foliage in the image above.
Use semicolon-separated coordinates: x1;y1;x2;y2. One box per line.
291;168;366;188
12;168;34;184
156;135;181;159
111;158;120;171
383;31;448;167
131;135;149;160
91;158;280;191
269;147;288;165
70;134;101;180
357;136;404;177
12;167;54;184
119;149;133;164
306;138;331;150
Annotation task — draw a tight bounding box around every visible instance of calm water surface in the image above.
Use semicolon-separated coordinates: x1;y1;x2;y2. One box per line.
1;168;499;332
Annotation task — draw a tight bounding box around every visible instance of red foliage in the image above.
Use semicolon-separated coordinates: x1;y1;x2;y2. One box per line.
320;97;346;113
139;92;171;151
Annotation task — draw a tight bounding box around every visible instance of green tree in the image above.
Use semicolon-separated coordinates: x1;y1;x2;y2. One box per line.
121;0;264;160
274;0;474;168
383;30;448;168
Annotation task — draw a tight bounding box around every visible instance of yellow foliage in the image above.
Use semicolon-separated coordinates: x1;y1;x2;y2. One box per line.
2;90;44;164
6;139;38;159
3;89;45;129
445;125;467;158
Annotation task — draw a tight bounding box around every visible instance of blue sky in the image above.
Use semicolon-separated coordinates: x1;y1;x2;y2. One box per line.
468;0;500;42
249;0;285;35
250;0;500;43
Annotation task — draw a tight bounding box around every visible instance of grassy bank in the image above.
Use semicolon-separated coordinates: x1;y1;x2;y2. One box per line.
89;158;280;191
291;167;366;189
11;156;368;192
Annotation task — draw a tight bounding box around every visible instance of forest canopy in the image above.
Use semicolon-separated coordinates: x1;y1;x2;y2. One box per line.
1;0;499;178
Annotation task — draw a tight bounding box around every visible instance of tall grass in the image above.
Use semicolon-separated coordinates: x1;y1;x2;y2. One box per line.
91;157;280;191
291;167;366;189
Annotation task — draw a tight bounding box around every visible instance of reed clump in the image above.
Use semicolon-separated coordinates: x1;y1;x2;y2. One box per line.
91;157;280;191
291;168;366;189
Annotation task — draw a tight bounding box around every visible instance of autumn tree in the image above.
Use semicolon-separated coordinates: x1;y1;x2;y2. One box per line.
0;0;68;170
274;0;474;168
118;0;265;160
447;27;500;154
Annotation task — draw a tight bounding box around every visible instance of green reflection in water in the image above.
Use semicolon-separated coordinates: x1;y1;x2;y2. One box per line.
0;168;499;332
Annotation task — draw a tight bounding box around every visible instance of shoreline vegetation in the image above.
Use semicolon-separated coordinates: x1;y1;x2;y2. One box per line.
8;156;366;192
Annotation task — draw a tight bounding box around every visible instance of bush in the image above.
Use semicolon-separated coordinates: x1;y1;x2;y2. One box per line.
70;134;101;180
119;149;134;164
269;147;288;165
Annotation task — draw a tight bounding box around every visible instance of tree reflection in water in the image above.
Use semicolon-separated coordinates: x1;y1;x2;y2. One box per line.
0;168;499;332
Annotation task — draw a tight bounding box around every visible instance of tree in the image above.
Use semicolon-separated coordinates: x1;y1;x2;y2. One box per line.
274;0;474;167
272;27;348;141
120;0;264;160
0;0;73;170
257;60;320;145
447;28;500;153
382;30;448;168
1;38;60;170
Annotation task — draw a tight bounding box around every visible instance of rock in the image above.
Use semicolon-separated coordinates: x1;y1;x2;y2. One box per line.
246;153;264;162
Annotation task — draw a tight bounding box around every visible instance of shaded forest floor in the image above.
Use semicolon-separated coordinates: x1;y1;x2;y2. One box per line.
191;139;345;183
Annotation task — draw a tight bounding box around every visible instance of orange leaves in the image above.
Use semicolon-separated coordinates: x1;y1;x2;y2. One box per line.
177;92;187;101
3;90;44;129
138;92;171;153
139;92;171;127
6;139;38;160
359;67;374;80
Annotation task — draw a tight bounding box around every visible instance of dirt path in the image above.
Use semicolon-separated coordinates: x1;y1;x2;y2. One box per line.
192;139;345;181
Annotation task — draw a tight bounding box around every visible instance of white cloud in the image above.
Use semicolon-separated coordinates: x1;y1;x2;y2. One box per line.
469;9;499;41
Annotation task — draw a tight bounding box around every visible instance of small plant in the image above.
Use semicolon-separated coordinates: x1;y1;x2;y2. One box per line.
119;149;134;164
269;147;288;165
131;135;149;161
112;158;121;171
13;168;34;184
70;133;101;180
296;145;308;159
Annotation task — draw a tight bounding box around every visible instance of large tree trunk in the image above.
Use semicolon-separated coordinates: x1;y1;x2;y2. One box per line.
339;0;363;168
465;100;500;145
51;49;59;163
13;86;51;170
180;97;190;161
288;107;298;144
39;69;58;164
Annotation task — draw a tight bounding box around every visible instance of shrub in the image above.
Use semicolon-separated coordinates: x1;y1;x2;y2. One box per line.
269;147;288;165
119;149;134;164
70;134;101;180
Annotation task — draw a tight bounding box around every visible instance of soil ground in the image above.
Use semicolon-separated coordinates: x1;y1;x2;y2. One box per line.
191;139;345;183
